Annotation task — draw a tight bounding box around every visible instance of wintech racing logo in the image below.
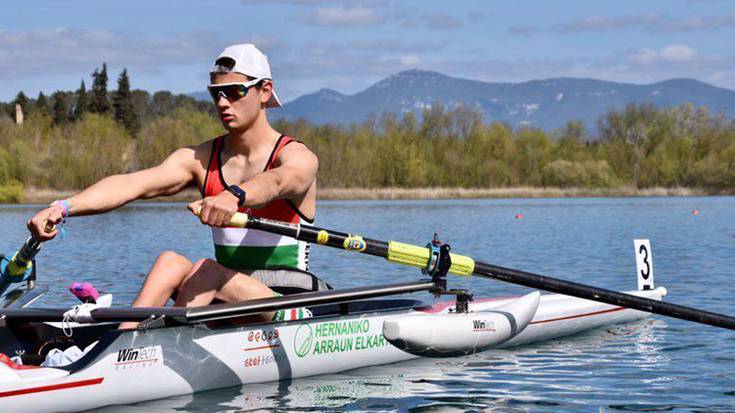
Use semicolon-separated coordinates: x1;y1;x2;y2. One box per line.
114;345;161;369
472;319;496;332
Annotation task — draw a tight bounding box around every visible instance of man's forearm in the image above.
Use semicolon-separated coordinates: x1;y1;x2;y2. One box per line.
64;174;143;216
240;172;282;209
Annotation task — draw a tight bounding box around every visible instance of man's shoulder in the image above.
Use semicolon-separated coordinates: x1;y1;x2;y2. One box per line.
162;135;222;167
276;137;317;164
281;136;314;155
183;135;224;158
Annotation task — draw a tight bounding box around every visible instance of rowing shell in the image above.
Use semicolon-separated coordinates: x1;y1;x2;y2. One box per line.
0;287;665;413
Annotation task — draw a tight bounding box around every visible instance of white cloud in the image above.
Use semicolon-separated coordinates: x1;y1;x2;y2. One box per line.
292;6;385;27
660;45;699;61
552;14;659;33
626;45;700;65
551;12;735;34
467;11;491;24
399;54;420;66
397;11;463;30
507;25;543;36
241;0;386;5
0;28;285;78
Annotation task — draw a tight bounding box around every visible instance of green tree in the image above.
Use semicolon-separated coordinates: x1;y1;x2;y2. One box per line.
90;64;110;114
513;127;552;185
555;121;590;162
74;80;88;120
598;103;659;187
52;91;69;126
35;92;49;115
130;89;152;125
113;69;140;135
151;91;175;116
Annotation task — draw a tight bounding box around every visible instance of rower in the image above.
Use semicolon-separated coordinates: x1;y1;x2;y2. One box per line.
26;44;320;328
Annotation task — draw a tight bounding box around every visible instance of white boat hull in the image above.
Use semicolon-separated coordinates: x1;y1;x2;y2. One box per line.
0;287;666;412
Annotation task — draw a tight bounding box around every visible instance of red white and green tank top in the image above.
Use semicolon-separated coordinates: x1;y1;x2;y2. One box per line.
203;135;313;271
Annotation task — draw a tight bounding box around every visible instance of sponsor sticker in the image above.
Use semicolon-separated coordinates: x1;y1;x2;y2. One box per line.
114;345;162;370
472;319;496;332
317;230;329;245
294;319;389;358
244;354;281;368
244;328;282;351
294;324;314;358
343;235;367;252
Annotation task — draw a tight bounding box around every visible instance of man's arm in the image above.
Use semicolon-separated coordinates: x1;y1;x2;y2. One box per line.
29;147;199;240
191;143;318;226
240;143;318;209
68;147;198;215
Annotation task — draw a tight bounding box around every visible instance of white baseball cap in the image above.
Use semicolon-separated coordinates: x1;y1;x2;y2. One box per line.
211;43;282;108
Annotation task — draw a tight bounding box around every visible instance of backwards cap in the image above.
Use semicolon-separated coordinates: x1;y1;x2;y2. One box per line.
211;43;281;108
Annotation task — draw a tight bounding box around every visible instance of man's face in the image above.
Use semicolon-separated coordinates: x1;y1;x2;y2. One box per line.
210;72;269;132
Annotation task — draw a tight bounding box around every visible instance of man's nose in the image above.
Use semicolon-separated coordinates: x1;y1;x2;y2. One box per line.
215;94;230;108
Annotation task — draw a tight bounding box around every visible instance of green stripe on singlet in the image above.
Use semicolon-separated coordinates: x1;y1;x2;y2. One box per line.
214;244;300;270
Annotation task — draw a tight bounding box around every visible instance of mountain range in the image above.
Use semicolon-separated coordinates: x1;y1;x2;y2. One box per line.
192;70;735;131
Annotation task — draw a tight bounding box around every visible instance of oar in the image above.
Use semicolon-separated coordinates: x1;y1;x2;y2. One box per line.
205;210;735;331
0;237;41;295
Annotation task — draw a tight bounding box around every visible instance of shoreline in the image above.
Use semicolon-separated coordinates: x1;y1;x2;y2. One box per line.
14;186;721;205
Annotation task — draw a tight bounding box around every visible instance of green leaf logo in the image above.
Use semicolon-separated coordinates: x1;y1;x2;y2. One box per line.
294;323;313;358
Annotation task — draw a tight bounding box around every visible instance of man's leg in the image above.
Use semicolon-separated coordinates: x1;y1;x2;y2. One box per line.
174;258;276;320
118;251;193;329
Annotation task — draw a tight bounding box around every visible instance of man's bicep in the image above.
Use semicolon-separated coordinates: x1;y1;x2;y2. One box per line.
272;146;318;196
134;148;198;198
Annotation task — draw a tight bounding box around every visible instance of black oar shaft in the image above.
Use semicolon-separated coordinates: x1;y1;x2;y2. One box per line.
246;218;390;256
237;214;735;331
473;262;735;330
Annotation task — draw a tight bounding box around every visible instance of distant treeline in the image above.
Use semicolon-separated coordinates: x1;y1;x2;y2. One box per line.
0;65;733;202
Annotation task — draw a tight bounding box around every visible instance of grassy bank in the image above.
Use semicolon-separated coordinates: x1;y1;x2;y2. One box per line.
15;186;715;205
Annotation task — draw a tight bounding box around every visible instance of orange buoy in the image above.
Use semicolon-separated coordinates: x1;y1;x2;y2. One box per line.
515;213;523;220
692;209;700;216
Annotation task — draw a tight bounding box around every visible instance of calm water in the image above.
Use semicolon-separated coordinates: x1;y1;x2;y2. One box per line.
1;197;734;412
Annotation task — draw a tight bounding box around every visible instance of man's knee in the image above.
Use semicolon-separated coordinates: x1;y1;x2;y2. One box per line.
192;258;218;272
150;251;194;286
156;251;192;268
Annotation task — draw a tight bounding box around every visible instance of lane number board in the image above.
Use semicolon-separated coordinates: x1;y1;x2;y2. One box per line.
634;239;654;291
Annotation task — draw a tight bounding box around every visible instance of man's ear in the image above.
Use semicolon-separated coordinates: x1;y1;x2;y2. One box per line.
259;82;274;106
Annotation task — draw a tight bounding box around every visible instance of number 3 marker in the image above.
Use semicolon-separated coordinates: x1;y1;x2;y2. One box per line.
634;239;654;291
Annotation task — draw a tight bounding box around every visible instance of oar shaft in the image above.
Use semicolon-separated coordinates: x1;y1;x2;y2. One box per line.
229;212;735;331
473;262;735;330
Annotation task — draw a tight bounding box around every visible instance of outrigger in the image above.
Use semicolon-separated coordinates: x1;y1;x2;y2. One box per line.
0;210;734;412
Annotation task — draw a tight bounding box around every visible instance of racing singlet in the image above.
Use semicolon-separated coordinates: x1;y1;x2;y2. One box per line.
202;135;313;271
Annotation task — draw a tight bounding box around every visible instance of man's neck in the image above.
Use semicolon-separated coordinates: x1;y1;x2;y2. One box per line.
226;111;279;157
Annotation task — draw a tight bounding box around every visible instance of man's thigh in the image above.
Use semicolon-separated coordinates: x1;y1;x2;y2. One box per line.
214;267;275;303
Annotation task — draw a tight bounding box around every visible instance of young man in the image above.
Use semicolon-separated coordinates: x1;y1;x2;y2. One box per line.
27;44;318;327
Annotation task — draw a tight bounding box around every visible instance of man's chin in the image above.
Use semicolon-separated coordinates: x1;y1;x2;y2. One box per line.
221;120;239;130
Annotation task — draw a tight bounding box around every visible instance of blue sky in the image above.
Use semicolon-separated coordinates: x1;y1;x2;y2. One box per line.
2;0;734;102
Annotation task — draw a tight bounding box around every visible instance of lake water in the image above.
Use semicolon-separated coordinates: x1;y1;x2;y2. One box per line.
1;197;734;412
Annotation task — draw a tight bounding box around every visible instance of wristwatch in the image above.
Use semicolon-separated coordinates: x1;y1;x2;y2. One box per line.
226;185;247;207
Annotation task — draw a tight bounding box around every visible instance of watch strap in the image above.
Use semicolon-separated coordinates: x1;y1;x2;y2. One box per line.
226;185;246;207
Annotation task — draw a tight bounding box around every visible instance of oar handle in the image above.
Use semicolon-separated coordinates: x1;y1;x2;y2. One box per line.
193;206;250;228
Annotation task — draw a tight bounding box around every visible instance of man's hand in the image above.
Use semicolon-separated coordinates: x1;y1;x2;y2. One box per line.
188;191;240;227
27;205;65;241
